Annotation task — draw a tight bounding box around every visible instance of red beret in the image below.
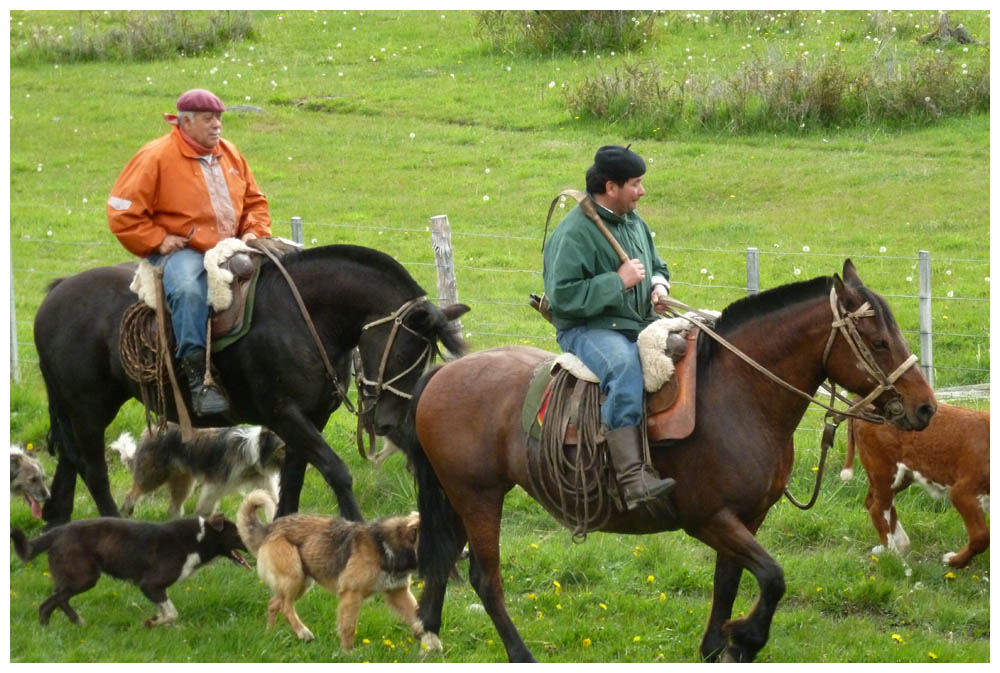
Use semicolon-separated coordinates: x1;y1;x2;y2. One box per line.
176;89;225;113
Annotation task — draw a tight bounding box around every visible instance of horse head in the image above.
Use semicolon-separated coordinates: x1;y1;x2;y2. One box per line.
827;259;936;431
356;297;470;436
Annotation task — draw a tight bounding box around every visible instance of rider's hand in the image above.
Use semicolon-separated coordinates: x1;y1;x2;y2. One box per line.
156;233;189;255
617;258;646;289
651;284;671;315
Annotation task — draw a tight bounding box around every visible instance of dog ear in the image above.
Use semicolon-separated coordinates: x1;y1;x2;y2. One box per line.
207;513;225;531
406;512;420;544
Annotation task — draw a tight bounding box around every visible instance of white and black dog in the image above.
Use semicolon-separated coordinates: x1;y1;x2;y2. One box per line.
110;423;285;518
11;445;51;519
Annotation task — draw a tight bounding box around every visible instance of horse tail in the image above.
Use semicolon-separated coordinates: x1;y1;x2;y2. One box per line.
39;371;78;463
10;526;58;563
398;365;466;583
237;489;276;556
839;418;856;481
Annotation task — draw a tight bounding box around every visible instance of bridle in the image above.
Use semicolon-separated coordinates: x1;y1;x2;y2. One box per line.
356;296;435;404
664;285;917;427
252;241;437;456
663;283;919;510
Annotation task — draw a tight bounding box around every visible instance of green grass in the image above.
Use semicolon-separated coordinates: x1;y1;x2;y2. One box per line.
8;9;989;663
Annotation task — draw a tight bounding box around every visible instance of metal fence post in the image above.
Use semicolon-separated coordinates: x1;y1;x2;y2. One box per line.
746;247;760;296
290;216;303;245
918;250;934;388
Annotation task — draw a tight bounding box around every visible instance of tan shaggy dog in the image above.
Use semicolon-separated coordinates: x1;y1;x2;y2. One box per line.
237;490;442;652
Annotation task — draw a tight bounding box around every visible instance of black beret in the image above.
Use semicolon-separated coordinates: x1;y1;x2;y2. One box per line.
593;144;645;181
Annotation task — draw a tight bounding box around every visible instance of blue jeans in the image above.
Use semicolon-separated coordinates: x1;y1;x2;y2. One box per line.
555;326;644;430
148;248;208;358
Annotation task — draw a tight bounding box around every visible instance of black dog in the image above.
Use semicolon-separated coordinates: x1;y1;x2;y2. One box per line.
10;514;250;626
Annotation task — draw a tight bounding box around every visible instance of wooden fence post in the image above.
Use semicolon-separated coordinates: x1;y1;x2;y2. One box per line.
746;247;760;296
918;250;934;388
430;214;463;336
290;216;303;245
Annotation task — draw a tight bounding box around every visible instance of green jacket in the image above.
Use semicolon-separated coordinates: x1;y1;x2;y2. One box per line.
542;201;669;338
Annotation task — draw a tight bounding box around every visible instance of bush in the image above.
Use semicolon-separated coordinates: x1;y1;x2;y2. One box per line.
475;10;657;56
566;47;989;136
11;10;255;64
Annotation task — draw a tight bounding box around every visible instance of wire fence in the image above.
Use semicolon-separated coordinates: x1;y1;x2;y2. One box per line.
9;215;990;393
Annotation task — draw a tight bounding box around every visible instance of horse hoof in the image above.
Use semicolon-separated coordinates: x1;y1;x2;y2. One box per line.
421;632;443;653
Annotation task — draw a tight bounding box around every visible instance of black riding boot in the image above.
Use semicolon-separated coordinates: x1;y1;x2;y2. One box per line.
179;349;229;416
606;426;675;510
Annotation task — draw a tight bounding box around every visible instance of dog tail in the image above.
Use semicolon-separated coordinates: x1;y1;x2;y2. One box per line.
395;366;466;586
237;489;276;555
10;526;58;563
840;418;857;482
109;431;138;467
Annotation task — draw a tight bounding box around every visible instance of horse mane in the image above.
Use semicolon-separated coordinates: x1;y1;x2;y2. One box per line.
280;244;426;296
713;275;833;337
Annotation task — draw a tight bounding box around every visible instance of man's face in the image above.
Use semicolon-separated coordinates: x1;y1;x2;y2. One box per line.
605;175;645;215
181;111;223;149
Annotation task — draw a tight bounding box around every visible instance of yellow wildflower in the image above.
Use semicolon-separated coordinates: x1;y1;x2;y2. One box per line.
553;580;562;594
599;602;607;610
928;652;937;660
582;638;592;647
646;575;655;583
945;572;956;580
633;635;641;643
892;634;904;644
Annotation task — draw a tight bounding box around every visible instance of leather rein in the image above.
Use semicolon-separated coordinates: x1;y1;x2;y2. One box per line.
662;290;918;510
253;242;434;457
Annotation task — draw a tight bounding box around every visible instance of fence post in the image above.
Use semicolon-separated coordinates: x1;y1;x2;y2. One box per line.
10;258;19;382
918;250;934;388
746;247;760;296
429;214;462;334
290;216;303;245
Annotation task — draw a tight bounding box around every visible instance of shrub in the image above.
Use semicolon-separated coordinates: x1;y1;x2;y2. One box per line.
11;10;255;64
566;47;989;136
475;10;657;56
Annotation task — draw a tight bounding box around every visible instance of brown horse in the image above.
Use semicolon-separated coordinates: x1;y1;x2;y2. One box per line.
399;260;936;662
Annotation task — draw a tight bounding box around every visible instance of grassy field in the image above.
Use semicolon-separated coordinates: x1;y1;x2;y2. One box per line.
7;9;990;663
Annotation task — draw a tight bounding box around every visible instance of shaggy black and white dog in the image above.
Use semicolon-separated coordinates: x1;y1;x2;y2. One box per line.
110;423;285;518
11;445;51;519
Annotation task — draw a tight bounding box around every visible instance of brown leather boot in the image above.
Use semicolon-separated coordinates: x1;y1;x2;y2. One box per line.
606;426;675;510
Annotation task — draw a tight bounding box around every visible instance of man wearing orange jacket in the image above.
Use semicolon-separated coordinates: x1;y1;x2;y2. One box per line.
108;88;272;416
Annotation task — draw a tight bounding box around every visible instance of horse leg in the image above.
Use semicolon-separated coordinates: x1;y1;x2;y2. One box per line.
699;552;744;661
269;413;362;521
695;510;785;662
42;456;78;528
276;449;307;516
463;497;536;663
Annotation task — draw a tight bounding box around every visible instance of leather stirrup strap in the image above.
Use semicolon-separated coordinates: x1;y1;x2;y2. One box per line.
152;267;194;442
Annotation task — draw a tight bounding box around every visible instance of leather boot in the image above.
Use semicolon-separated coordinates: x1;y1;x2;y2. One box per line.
179;349;229;416
606;426;675;510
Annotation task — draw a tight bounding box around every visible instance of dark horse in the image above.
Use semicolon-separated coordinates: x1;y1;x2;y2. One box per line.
400;260;936;662
34;244;468;528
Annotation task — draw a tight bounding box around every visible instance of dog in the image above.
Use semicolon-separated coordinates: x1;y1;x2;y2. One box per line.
11;444;51;519
841;402;989;568
10;514;250;626
237;489;442;652
110;423;285;518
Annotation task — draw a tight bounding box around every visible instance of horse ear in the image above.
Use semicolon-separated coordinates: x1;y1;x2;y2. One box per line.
443;303;471;321
841;259;862;287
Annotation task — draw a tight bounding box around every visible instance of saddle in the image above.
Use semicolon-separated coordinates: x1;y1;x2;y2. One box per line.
119;237;300;427
523;325;701;446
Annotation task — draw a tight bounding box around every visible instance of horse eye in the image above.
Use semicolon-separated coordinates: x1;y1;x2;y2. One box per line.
871;339;888;350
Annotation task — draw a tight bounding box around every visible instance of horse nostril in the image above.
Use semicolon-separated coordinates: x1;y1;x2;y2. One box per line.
917;403;936;426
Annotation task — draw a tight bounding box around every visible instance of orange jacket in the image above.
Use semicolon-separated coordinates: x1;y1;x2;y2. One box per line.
107;126;271;257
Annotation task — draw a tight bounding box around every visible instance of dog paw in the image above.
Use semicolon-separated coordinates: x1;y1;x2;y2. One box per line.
297;627;315;642
420;632;443;653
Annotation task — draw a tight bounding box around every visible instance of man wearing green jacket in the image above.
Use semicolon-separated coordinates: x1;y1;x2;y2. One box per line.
542;145;675;510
